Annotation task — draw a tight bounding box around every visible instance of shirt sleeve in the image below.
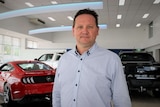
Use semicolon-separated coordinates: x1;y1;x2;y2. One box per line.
52;66;61;107
111;56;132;107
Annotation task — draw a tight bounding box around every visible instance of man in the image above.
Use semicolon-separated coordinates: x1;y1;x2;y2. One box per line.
52;8;131;107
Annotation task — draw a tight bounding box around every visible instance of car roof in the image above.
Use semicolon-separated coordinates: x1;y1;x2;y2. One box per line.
8;60;41;64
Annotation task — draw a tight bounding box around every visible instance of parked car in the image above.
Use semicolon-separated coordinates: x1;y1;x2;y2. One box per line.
0;60;56;104
119;51;160;96
35;52;64;69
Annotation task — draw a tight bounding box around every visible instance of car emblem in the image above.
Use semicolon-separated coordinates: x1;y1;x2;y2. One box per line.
137;70;144;73
46;76;52;82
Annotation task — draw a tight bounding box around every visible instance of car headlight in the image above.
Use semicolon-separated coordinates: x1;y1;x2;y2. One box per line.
150;66;156;70
144;66;157;71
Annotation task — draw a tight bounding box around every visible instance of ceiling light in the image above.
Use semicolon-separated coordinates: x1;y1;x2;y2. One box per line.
0;1;103;20
136;23;141;27
48;17;56;21
51;1;58;4
142;13;149;18
116;24;120;27
28;24;107;34
153;0;160;4
119;0;125;6
67;16;73;21
117;14;122;19
25;2;34;7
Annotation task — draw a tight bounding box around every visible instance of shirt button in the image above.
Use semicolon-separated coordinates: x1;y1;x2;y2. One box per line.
78;70;80;72
73;99;76;101
75;84;77;86
80;58;82;60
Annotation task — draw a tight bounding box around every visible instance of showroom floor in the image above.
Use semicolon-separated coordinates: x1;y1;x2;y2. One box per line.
0;91;160;107
131;91;160;107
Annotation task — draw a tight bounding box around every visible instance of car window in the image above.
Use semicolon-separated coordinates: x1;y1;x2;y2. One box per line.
38;54;53;61
0;64;13;71
120;53;155;62
18;62;53;71
55;55;61;61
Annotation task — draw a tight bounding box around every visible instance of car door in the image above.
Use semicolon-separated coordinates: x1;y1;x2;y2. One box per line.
0;64;13;92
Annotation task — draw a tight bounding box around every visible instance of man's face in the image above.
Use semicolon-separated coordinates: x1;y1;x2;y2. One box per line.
72;14;99;48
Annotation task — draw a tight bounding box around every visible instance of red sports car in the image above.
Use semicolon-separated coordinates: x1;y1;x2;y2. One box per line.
0;60;56;104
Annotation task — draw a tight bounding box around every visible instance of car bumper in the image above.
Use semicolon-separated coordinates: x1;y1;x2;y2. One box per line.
11;83;53;100
128;78;160;90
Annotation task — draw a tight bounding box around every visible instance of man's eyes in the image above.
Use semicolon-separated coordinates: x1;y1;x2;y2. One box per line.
77;26;83;29
77;26;94;29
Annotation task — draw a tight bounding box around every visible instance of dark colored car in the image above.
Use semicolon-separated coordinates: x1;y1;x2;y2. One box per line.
0;60;55;104
119;52;160;96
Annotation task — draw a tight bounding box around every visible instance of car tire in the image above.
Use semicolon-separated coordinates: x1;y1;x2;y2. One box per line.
152;90;160;98
3;83;14;105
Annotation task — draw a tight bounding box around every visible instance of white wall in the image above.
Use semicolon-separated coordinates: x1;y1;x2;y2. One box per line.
144;15;160;61
50;26;147;49
0;28;65;63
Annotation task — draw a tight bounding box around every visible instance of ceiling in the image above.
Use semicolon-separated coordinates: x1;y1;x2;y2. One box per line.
1;0;160;30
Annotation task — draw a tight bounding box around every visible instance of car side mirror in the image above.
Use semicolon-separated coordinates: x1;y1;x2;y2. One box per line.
34;58;38;60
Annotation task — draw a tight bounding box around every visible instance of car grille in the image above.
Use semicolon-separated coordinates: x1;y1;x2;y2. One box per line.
22;75;55;84
130;79;153;87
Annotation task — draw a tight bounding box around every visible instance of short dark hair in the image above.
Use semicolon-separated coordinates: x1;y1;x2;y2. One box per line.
73;8;99;27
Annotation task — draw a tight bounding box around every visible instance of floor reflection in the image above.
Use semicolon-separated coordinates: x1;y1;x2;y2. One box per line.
0;99;51;107
130;91;160;107
0;91;160;107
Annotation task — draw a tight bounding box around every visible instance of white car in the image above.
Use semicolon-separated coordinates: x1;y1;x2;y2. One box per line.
35;52;64;69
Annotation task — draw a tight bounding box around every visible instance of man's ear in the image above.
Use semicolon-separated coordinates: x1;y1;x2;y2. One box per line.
72;27;75;37
97;27;99;36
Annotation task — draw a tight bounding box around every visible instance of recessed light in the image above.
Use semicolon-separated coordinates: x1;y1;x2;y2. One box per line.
51;1;58;4
116;24;120;27
25;2;34;7
48;17;56;21
67;16;73;21
117;14;122;19
153;0;160;4
142;13;149;18
119;0;125;6
136;23;141;27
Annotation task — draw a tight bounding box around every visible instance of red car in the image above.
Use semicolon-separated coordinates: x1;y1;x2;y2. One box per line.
0;60;56;104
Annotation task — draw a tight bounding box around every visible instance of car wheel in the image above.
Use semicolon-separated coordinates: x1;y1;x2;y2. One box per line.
152;90;160;97
3;84;13;104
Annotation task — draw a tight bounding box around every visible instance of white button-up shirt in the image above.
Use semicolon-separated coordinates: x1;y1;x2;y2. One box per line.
53;43;131;107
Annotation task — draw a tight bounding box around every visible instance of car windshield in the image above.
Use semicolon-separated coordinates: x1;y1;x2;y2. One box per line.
38;54;53;61
18;62;53;71
120;53;155;62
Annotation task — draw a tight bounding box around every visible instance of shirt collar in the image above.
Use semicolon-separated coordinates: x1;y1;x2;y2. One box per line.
74;42;98;56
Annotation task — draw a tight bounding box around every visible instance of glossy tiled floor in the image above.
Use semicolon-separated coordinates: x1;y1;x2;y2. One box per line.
131;91;160;107
0;91;160;107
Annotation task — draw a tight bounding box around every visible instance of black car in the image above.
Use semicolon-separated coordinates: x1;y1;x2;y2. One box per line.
119;51;160;96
